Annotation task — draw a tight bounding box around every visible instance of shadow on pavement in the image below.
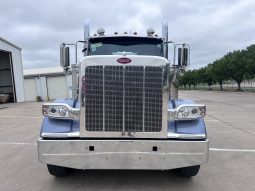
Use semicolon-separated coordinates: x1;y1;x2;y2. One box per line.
49;169;197;190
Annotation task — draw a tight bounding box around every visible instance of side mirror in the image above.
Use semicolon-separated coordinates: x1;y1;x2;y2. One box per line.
178;47;189;67
60;44;70;68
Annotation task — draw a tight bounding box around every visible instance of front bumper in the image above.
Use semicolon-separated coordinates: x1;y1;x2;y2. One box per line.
38;138;209;170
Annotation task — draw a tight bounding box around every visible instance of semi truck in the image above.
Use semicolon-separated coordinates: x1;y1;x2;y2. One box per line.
38;20;209;177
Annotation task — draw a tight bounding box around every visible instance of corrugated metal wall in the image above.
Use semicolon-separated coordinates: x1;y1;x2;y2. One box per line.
0;39;24;102
47;76;67;99
24;78;37;101
24;75;71;101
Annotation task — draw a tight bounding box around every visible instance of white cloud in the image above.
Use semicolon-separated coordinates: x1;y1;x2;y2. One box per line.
0;0;254;69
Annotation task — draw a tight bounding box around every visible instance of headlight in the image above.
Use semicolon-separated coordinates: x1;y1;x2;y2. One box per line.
168;104;206;121
42;103;79;120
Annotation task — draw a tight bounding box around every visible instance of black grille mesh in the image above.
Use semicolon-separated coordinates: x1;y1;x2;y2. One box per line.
124;66;144;132
104;66;123;132
85;65;163;132
144;67;163;132
85;66;104;131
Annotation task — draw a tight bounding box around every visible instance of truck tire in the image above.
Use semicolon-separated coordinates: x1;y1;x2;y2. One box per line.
47;164;71;177
174;165;200;177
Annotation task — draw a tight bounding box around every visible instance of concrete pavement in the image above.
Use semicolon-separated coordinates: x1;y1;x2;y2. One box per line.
0;90;254;191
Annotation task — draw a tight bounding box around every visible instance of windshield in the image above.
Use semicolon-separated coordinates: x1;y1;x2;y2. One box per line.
89;37;163;56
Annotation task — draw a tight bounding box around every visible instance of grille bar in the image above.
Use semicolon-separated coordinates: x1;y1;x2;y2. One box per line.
104;66;123;132
144;67;163;132
85;66;104;131
124;66;144;132
102;66;105;131
85;65;163;133
142;66;145;132
122;66;125;134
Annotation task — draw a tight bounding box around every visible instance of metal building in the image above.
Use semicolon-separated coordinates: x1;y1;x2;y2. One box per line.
23;67;72;101
0;37;24;103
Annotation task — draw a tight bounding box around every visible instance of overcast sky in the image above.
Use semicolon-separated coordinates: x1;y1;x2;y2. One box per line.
1;0;255;69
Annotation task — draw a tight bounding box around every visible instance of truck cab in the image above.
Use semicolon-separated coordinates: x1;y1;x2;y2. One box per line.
38;21;209;177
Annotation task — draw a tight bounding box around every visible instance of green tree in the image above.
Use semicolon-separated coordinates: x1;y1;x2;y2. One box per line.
245;45;255;77
180;44;255;91
184;70;193;90
179;74;188;89
180;70;198;90
225;50;249;91
199;65;215;90
211;58;230;91
192;70;200;89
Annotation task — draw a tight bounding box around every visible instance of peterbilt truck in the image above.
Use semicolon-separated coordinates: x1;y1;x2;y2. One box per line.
38;20;209;177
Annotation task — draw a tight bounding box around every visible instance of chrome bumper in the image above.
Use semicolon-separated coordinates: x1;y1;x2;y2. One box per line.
38;138;209;170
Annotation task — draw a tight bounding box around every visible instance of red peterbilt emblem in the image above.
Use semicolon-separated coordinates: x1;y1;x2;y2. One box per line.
117;57;131;64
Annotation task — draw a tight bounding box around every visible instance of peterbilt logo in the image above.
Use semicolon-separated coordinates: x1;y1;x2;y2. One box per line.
117;57;131;64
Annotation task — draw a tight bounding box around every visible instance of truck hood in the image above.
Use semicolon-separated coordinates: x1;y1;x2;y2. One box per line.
80;55;169;67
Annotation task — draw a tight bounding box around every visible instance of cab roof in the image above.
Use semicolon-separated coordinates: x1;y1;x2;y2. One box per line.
88;35;164;41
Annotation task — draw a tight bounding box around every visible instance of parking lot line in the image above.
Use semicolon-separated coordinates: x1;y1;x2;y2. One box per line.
210;148;255;152
205;119;220;122
0;142;36;146
0;115;42;119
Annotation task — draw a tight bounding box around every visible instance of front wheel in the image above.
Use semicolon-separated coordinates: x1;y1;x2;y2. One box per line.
47;164;71;177
174;165;200;177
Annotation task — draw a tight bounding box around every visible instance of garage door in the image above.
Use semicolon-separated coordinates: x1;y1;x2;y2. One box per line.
24;78;37;101
47;76;67;100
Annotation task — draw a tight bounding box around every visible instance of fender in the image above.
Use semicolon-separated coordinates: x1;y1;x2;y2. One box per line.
40;98;80;137
168;99;207;138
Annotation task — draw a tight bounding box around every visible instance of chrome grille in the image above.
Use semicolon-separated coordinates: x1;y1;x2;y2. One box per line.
104;66;123;132
85;65;163;133
124;66;144;132
85;66;103;131
144;67;163;132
